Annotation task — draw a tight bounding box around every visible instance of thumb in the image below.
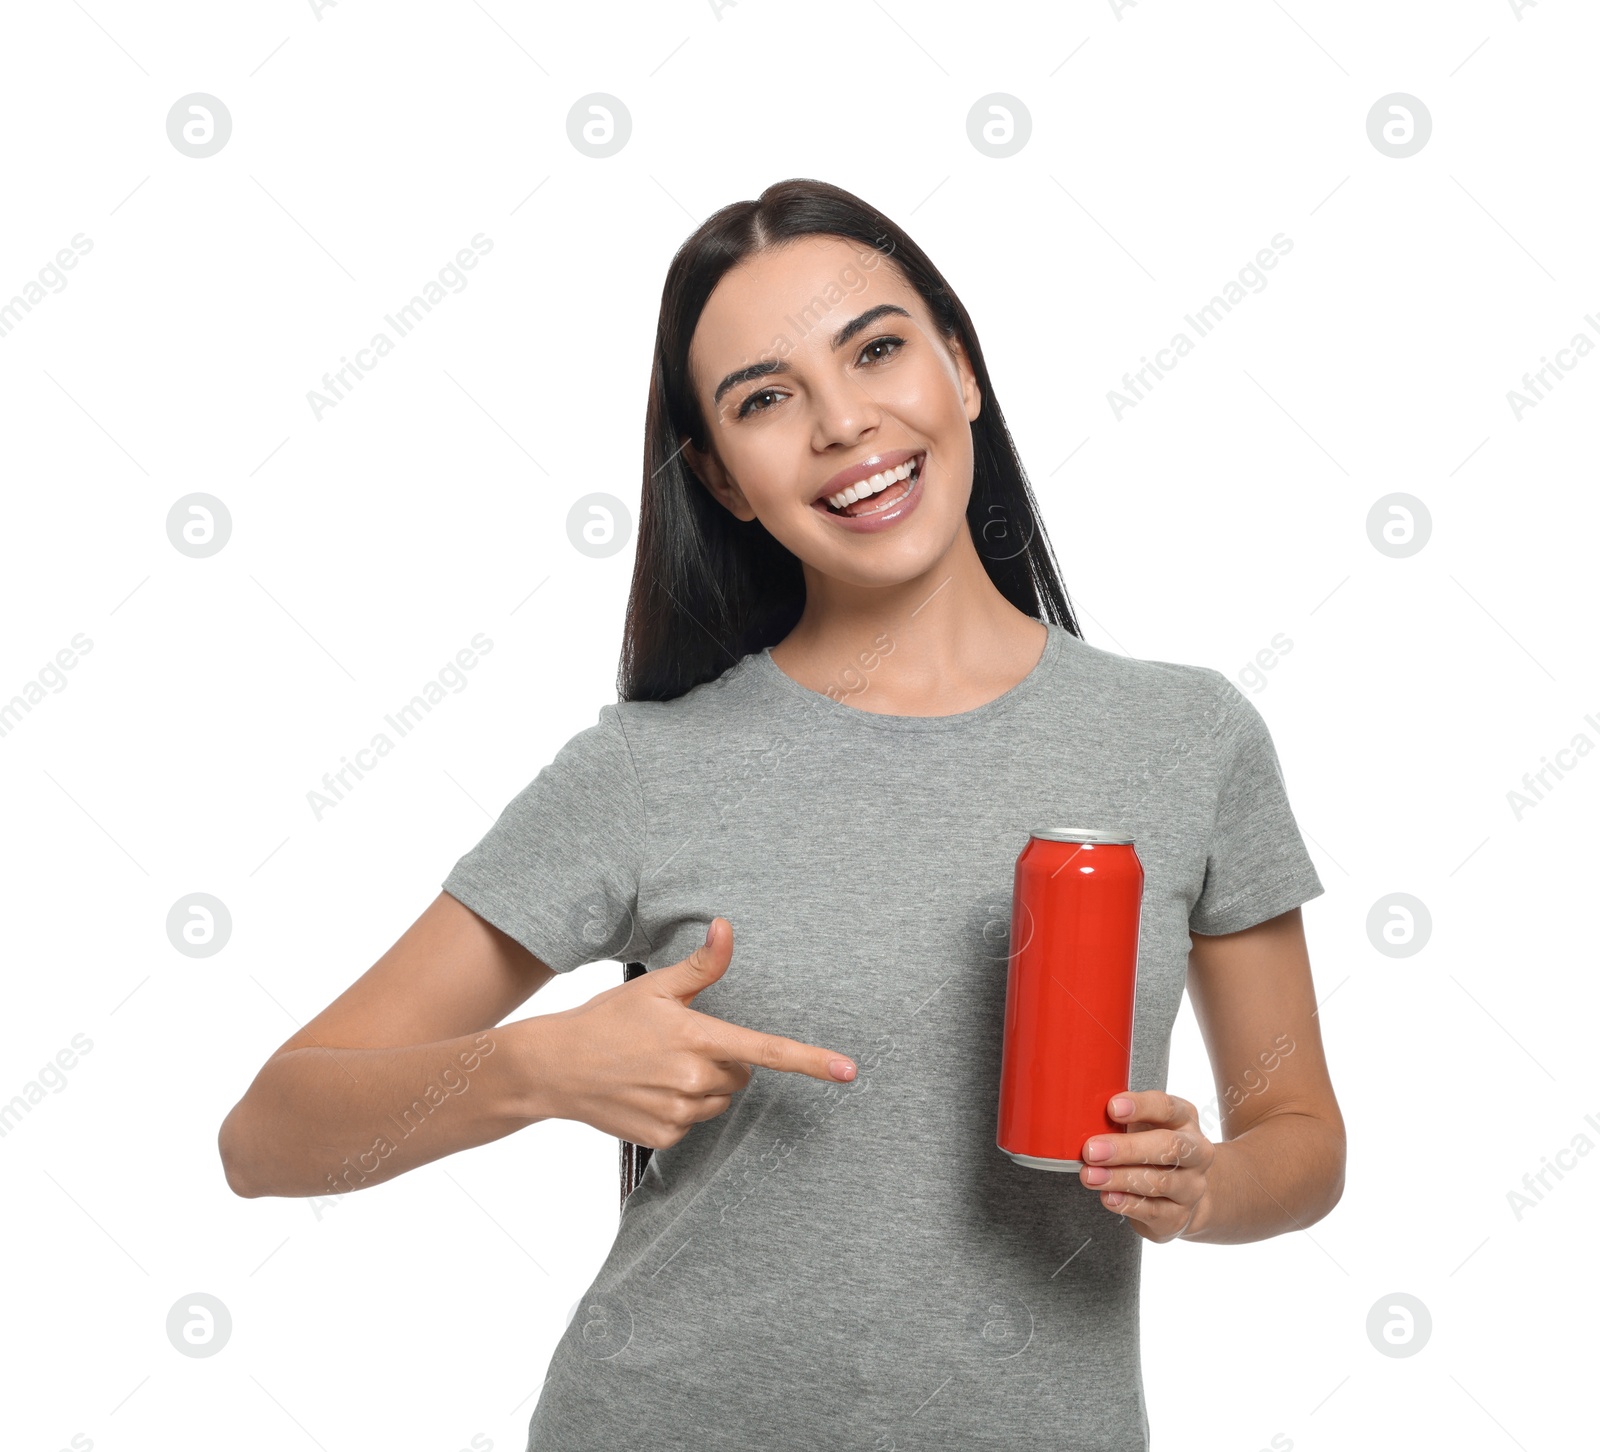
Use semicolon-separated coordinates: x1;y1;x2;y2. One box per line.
653;916;734;1004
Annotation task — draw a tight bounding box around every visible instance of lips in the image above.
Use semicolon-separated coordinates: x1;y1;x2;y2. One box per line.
810;450;926;532
812;450;926;517
811;448;925;509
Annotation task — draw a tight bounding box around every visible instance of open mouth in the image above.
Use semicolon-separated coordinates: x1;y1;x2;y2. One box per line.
816;452;924;519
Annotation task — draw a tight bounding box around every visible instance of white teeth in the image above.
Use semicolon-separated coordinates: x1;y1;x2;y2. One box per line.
825;456;920;512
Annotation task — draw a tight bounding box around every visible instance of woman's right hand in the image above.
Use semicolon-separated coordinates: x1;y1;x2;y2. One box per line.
536;917;857;1148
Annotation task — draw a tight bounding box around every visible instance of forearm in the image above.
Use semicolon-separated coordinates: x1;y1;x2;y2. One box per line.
1181;1109;1345;1244
218;1017;558;1199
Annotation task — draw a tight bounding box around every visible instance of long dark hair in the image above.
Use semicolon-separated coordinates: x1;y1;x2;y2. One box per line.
617;177;1082;1207
617;176;1081;706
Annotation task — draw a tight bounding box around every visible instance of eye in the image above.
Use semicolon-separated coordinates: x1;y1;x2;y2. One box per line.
733;335;907;420
737;386;782;420
859;334;906;364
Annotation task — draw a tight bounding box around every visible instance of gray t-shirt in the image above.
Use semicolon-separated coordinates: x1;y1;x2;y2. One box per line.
442;620;1324;1451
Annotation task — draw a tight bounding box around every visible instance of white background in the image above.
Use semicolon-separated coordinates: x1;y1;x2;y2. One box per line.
2;2;1594;1449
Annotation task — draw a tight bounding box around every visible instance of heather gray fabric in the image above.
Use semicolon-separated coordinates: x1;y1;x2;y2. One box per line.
442;621;1324;1451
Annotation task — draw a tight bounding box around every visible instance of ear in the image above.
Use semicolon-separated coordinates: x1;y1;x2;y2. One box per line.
682;438;757;523
944;334;983;424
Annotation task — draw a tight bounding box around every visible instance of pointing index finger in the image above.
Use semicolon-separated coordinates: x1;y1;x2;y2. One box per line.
692;1013;856;1083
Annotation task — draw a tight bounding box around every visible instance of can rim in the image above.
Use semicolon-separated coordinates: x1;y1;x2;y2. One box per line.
1028;826;1136;845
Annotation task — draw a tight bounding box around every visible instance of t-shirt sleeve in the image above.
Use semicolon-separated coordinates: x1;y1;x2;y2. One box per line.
1189;674;1325;936
441;703;655;972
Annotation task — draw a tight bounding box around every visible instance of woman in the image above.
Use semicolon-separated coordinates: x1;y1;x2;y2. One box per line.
219;178;1345;1450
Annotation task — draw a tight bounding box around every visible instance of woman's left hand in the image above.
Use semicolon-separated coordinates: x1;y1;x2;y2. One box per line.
1079;1091;1215;1243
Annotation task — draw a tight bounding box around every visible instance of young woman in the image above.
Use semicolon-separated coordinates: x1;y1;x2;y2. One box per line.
219;178;1345;1450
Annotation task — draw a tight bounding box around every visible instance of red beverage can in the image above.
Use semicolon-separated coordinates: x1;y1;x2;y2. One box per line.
997;828;1144;1172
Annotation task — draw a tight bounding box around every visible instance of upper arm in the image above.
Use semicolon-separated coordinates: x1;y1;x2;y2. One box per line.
1185;905;1343;1143
269;891;558;1057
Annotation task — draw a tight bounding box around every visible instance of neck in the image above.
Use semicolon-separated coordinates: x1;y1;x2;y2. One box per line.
770;528;1048;716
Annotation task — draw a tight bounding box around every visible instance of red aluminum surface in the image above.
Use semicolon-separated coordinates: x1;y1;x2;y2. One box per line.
997;835;1144;1170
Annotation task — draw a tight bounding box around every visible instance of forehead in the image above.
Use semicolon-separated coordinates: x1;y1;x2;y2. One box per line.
688;234;918;388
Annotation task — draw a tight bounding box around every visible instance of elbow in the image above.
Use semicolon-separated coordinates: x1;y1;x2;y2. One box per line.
1310;1113;1347;1225
1327;1142;1348;1216
1327;1107;1348;1196
1315;1159;1346;1225
217;1106;267;1199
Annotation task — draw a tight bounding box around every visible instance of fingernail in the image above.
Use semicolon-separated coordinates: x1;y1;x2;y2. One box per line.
829;1059;856;1080
1086;1141;1111;1161
1112;1095;1133;1117
704;922;714;947
1083;1166;1109;1185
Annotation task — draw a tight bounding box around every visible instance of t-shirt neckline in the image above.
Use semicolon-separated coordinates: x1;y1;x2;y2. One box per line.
749;620;1065;733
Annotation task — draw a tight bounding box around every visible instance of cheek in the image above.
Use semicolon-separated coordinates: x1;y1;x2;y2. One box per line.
887;359;961;419
743;465;808;517
899;375;977;471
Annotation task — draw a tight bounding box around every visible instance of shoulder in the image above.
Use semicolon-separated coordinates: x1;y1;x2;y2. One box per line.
608;650;770;748
1054;628;1243;731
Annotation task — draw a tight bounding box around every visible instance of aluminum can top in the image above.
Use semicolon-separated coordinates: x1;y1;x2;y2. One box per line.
1028;826;1135;845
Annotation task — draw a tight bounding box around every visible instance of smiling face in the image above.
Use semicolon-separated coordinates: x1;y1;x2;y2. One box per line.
682;234;982;591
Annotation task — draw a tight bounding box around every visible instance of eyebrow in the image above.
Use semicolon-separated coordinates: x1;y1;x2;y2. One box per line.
710;302;913;407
